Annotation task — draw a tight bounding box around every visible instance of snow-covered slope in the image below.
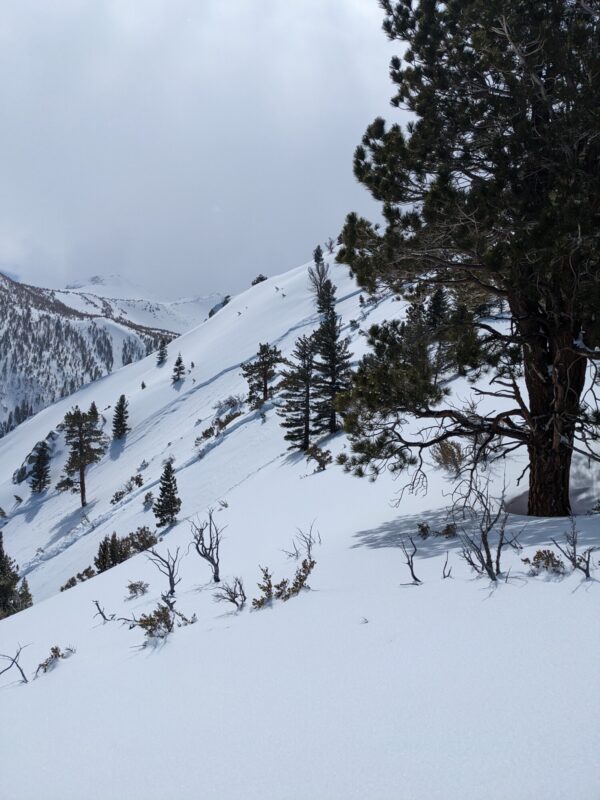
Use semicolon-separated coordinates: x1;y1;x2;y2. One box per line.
0;272;223;436
55;273;223;334
0;261;598;800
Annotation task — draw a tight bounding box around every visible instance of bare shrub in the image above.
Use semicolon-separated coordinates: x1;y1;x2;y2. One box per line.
551;519;595;579
456;479;521;581
442;551;452;579
0;645;29;684
214;577;246;610
282;523;321;561
400;537;421;584
147;547;182;596
190;508;224;583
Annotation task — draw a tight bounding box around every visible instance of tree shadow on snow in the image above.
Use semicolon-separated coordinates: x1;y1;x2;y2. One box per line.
352;506;600;559
109;439;126;461
46;501;98;548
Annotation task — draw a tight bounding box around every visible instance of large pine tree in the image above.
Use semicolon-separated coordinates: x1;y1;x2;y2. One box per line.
241;343;283;408
278;335;315;451
312;312;353;435
0;533;32;619
57;406;107;507
30;440;51;494
337;0;600;516
153;461;182;527
112;394;131;440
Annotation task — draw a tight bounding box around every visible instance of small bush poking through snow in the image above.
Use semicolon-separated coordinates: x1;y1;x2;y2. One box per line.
213;394;245;419
252;559;316;609
111;473;144;505
522;549;566;576
126;580;149;599
34;646;75;678
60;566;96;592
252;567;274;609
136;601;196;643
417;521;457;539
306;445;332;472
143;491;154;510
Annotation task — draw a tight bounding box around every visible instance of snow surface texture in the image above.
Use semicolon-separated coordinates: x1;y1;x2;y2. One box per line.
0;261;598;800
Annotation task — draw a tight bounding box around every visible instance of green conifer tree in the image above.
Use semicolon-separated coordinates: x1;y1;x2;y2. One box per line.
112;394;131;440
30;440;51;494
278;335;315;451
172;354;185;384
0;533;32;619
156;339;168;366
88;401;99;423
153;461;182;527
241;343;283;408
336;0;600;515
312;312;353;435
57;406;107;507
426;288;450;331
308;246;337;314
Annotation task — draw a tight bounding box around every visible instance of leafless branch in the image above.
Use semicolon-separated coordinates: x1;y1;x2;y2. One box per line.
400;536;421;584
214;577;247;610
0;644;29;684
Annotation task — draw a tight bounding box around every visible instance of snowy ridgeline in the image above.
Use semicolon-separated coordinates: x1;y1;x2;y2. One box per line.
0;271;223;436
0;260;598;800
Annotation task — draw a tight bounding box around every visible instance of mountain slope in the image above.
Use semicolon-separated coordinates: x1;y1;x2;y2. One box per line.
0;272;222;436
0;261;597;800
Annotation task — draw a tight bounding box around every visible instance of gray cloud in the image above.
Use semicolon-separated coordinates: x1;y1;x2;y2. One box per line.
0;0;400;298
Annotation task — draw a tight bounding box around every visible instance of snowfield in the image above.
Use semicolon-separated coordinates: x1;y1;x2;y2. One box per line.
0;260;598;800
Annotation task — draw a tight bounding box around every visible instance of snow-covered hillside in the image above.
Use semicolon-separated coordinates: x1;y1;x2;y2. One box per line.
0;272;223;436
0;260;598;800
55;273;224;335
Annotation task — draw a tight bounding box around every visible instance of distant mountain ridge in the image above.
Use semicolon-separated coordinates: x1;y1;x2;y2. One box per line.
0;272;223;436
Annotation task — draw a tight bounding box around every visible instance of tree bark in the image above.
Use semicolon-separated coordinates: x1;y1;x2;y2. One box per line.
527;441;572;517
515;302;587;516
79;464;87;508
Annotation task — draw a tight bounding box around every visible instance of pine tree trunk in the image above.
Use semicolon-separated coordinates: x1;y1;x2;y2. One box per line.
515;302;587;517
79;465;87;508
527;442;572;517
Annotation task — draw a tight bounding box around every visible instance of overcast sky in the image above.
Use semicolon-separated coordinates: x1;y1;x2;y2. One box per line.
0;1;398;299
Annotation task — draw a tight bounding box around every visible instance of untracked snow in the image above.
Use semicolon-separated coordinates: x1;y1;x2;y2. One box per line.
0;260;598;800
